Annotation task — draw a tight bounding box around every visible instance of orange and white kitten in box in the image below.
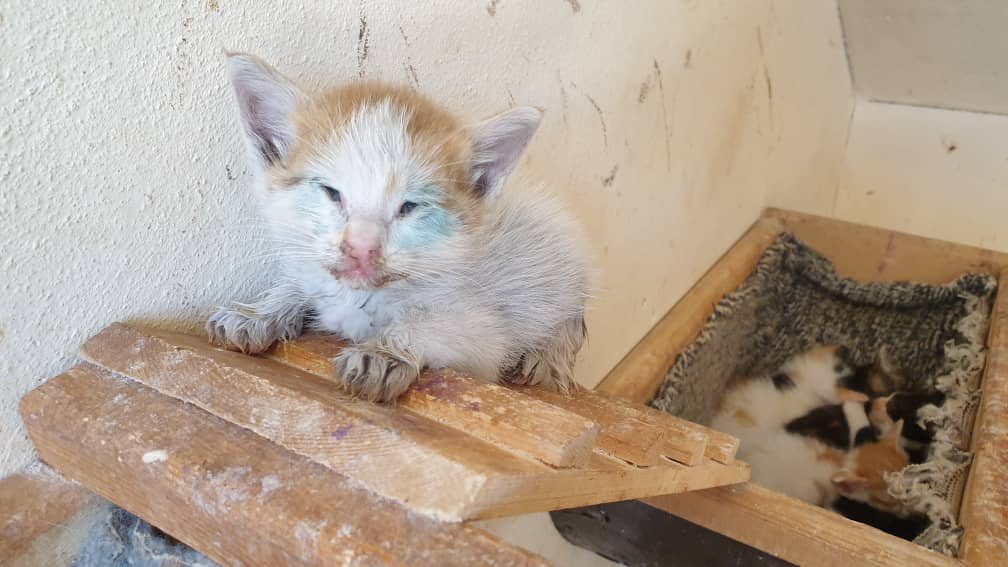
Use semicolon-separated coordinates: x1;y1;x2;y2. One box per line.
207;54;591;401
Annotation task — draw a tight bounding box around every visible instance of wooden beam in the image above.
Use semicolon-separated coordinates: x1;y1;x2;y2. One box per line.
268;336;600;469
79;323;749;520
79;323;544;520
766;208;1008;283
645;485;955;567
0;465;97;565
959;268;1008;565
595;217;783;405
20;365;549;566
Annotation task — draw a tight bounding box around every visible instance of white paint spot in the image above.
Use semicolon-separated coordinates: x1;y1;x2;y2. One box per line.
260;474;282;496
142;449;168;464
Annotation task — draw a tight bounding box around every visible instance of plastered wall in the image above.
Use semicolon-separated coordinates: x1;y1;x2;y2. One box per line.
2;2;851;562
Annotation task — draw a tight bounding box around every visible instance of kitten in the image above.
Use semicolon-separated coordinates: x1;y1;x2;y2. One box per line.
743;412;909;512
711;345;864;450
207;53;591;401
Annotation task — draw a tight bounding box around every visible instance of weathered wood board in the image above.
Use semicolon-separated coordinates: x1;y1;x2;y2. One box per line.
20;364;550;567
77;323;748;522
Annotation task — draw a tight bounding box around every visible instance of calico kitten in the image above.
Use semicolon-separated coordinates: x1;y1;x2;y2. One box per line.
711;345;864;450
207;54;591;401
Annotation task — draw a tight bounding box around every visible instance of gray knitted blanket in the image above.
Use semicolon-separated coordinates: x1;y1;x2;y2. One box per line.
650;233;995;556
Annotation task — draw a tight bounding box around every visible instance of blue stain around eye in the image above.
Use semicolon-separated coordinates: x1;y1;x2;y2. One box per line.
394;185;459;248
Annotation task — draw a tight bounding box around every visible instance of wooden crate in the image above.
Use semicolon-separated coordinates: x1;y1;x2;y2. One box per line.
596;208;1008;567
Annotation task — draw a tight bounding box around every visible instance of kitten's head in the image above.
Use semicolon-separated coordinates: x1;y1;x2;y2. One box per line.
226;53;542;289
831;420;911;516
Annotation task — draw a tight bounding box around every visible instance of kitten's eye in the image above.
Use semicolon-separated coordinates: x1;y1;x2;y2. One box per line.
320;185;341;203
399;201;418;216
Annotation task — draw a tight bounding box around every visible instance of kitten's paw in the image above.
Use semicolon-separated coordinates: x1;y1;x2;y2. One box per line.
508;351;578;394
206;305;303;354
333;344;421;402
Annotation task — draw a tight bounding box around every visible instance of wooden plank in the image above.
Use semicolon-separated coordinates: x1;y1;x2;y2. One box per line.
80;323;749;520
646;485;956;567
0;465;97;565
595;217;783;404
268;336;601;469
767;208;1008;283
959;267;1008;565
513;386;701;467
79;323;546;521
20;365;548;566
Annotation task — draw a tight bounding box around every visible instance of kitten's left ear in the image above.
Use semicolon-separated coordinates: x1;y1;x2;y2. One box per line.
468;106;542;199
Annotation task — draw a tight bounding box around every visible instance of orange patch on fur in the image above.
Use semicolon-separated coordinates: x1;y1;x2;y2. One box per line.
815;446;846;467
733;408;756;427
853;438;909;486
836;387;869;402
271;81;480;222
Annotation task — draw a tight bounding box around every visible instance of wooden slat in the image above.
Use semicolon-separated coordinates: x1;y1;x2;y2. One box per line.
513;386;700;466
79;323;544;521
273;334;728;468
80;323;749;520
268;337;600;469
646;485;956;567
959;267;1008;565
767;208;1008;282
0;465;97;565
596;217;783;404
20;365;547;566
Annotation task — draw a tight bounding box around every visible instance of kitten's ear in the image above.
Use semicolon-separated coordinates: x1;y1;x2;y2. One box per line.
830;469;867;496
468;106;542;199
226;52;303;172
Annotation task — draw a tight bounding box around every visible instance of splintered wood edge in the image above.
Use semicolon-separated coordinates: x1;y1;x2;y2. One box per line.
596;216;783;405
646;485;956;567
19;365;548;567
266;338;601;469
959;268;1008;565
0;465;98;564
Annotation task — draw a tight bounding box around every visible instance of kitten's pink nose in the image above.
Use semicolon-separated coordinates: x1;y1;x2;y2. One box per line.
341;240;381;265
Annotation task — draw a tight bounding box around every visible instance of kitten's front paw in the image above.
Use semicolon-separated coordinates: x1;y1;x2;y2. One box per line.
206;306;302;354
333;344;421;402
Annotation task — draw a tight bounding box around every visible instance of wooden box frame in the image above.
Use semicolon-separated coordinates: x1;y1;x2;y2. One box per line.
596;208;1008;567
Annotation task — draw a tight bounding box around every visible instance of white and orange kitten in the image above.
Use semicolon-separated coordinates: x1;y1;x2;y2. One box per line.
207;53;591;401
713;346;910;513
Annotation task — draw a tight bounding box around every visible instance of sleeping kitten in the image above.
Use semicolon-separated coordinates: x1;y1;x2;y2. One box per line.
207;53;591;401
711;345;864;450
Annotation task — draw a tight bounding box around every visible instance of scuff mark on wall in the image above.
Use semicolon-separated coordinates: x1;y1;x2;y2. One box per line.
356;15;370;77
563;0;581;14
206;0;219;12
583;92;607;148
757;28;774;125
486;0;501;16
684;48;692;68
397;26;421;89
653;60;672;171
556;73;569;133
638;76;652;103
602;165;618;187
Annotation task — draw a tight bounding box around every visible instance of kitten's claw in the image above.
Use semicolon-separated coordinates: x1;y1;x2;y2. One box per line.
333;344;420;402
206;306;302;354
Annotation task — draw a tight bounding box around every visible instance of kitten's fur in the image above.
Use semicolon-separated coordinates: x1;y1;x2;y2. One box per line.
207;53;591;401
713;346;910;513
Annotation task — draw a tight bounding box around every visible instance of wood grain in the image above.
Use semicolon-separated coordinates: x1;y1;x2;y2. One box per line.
959;267;1008;565
267;336;600;469
20;365;549;566
595;217;783;404
646;485;956;567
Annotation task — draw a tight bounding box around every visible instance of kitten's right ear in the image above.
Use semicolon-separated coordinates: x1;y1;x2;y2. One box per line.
226;52;302;172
